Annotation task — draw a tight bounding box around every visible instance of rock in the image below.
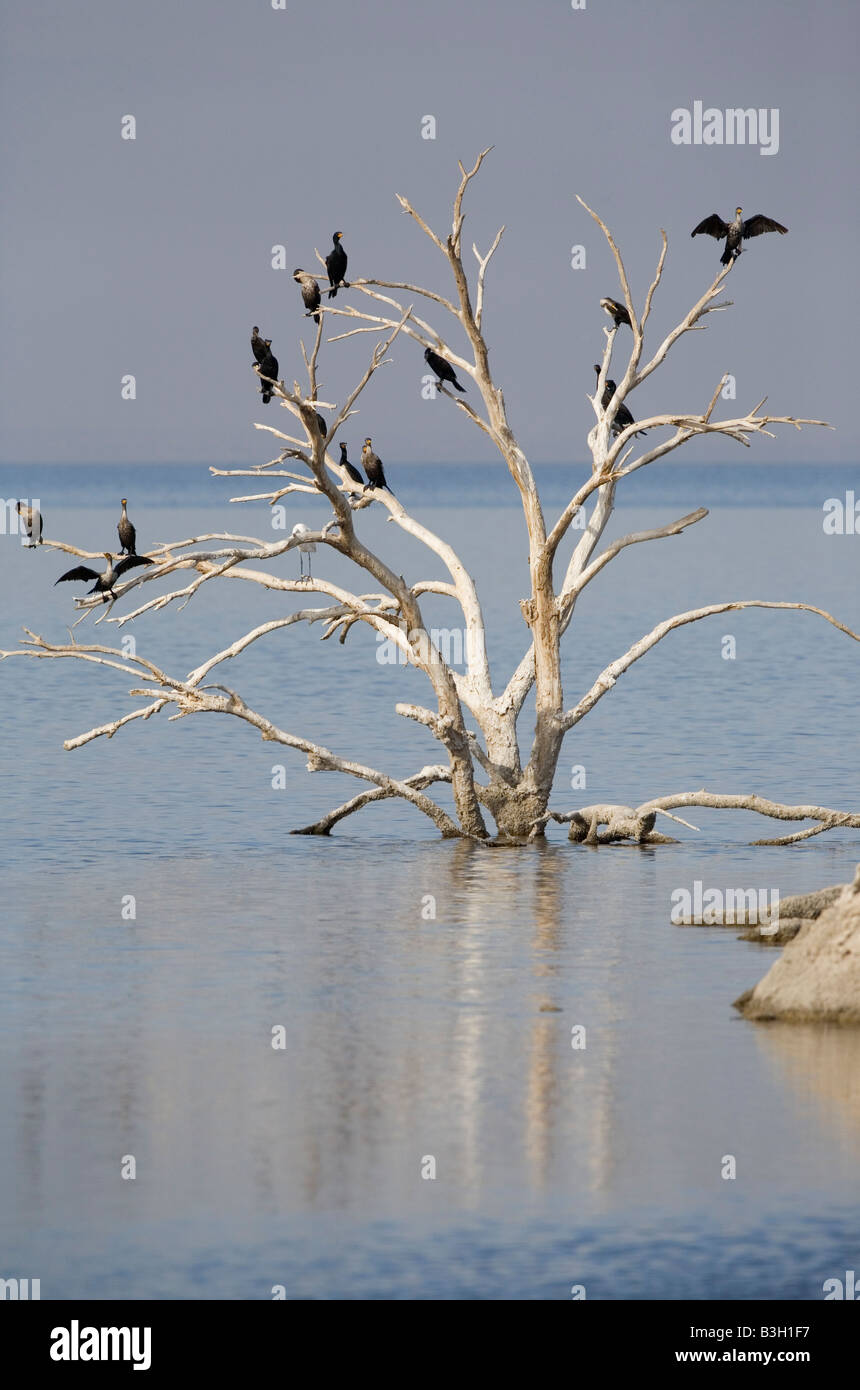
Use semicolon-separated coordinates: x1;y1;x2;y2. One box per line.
737;917;811;945
734;865;860;1023
771;884;845;919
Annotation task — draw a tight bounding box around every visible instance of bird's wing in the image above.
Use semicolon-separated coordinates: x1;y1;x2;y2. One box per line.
742;215;788;238
691;214;729;239
55;566;99;584
115;555;154;576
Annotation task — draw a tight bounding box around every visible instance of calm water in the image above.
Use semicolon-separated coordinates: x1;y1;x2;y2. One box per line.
1;461;859;1299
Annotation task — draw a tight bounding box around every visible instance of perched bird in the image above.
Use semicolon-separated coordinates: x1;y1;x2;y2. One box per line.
339;443;364;486
293;270;321;324
600;297;632;329
290;522;316;581
251;326;270;365
257;343;279;404
691;207;788;264
361;437;392;493
117;498;136;555
593;366;645;438
315;412;327;438
325;232;348;299
16;501;42;547
424;346;466;393
55;551;153;600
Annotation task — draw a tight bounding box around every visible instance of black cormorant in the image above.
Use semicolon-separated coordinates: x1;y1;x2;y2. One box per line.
315;412;327;438
290;523;316;581
361;437;392;493
325;233;348;299
600;297;632;329
251;326;269;364
117;499;136;555
293;271;321;324
55;551;153;600
16;501;42;546
593;366;645;438
258;344;279;404
424;346;466;393
691;207;788;264
339;443;364;485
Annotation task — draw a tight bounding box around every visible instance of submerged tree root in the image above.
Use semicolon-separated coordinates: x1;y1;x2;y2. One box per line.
531;791;860;848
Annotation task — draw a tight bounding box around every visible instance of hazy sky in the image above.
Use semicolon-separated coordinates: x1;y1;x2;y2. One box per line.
1;0;857;465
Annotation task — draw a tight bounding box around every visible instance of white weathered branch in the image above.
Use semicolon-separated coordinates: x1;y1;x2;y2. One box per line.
562;601;860;732
562;508;709;610
640;791;860;846
291;764;454;835
473;226;504;329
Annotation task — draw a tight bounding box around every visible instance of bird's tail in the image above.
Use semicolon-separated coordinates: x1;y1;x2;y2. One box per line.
314;313;320;324
262;390;272;404
454;379;466;393
720;248;732;265
328;286;338;300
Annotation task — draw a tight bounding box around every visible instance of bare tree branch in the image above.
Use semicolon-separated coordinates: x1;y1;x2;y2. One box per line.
563;509;709;608
473;226;504;329
291;764;453;835
562;601;860;732
640;792;860;844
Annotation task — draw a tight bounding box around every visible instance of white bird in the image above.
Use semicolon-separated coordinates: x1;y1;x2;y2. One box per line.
16;501;42;547
290;522;316;581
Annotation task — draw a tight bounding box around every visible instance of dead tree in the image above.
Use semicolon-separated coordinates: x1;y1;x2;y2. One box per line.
3;151;858;845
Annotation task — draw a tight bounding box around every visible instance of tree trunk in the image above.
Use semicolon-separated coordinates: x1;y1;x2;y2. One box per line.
482;783;550;840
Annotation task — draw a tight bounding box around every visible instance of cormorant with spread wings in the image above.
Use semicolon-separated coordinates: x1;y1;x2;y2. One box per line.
691;207;788;264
